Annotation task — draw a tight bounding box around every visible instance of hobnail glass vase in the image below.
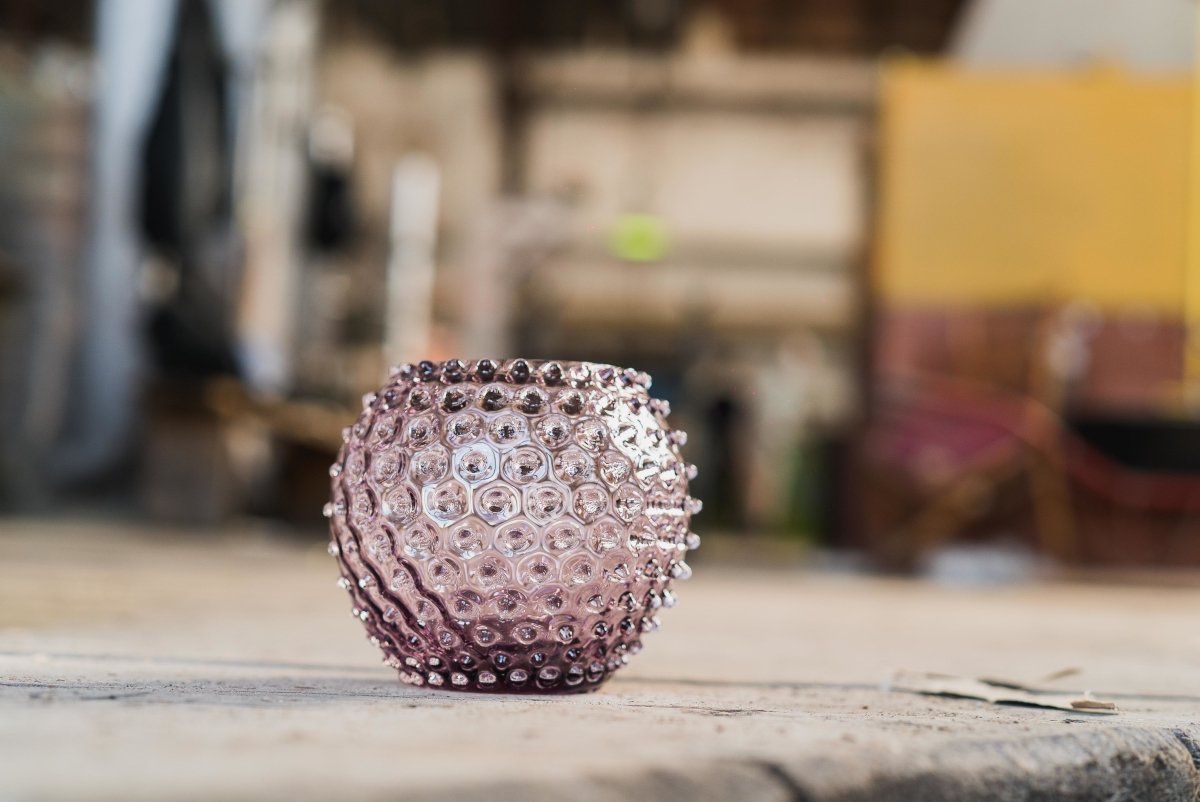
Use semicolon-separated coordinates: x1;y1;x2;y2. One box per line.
325;359;701;693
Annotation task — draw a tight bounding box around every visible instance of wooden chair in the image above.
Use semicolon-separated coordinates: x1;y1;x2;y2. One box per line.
860;306;1081;569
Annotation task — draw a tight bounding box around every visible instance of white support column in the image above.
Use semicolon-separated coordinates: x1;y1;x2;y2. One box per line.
235;0;319;395
385;154;442;367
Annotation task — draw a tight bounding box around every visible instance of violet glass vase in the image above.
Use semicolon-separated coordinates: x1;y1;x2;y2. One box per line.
325;359;700;693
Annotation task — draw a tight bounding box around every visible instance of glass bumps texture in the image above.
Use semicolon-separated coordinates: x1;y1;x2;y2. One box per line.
326;359;700;694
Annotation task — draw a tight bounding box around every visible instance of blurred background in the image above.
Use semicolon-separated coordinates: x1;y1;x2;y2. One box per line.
2;0;1200;574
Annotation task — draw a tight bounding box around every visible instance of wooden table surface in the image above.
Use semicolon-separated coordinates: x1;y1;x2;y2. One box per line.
3;518;1199;800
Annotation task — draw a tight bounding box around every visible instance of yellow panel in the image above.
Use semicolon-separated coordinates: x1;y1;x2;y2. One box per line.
878;61;1191;315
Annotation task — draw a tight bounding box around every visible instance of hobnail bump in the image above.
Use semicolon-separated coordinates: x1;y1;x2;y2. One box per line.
326;359;700;693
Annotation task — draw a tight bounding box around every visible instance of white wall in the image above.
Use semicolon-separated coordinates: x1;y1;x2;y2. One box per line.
954;0;1195;71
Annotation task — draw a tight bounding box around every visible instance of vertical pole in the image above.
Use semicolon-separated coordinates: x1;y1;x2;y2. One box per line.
385;154;441;366
236;0;318;395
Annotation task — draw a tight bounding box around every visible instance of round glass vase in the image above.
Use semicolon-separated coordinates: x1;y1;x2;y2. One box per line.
325;358;701;693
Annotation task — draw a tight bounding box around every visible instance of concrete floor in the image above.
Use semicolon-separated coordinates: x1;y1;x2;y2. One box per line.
2;518;1199;800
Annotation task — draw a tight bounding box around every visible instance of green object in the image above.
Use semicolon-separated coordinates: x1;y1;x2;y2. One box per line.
610;213;669;262
784;439;823;542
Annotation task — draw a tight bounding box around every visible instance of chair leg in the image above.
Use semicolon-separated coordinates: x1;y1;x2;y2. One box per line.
1028;451;1077;562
